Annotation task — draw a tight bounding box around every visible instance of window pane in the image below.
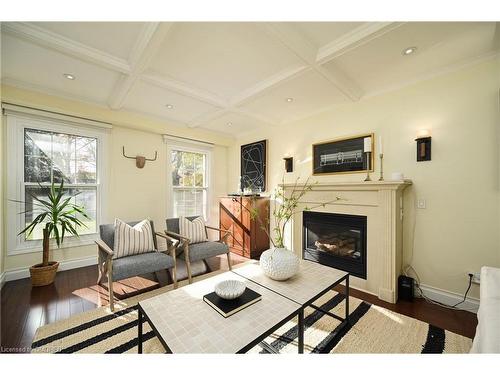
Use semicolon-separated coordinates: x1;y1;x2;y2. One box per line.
24;128;97;184
173;189;206;218
24;129;52;183
24;186;97;241
75;137;97;183
171;150;181;187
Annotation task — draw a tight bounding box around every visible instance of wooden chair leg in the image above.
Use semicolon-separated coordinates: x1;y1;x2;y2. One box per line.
172;264;178;289
186;258;193;284
108;262;114;312
97;264;103;285
226;252;232;270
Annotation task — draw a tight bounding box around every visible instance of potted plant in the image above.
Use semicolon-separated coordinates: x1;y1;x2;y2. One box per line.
250;177;341;280
16;180;91;287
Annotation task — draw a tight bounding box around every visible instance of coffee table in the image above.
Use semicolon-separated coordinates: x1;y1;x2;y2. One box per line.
138;260;349;353
232;260;350;353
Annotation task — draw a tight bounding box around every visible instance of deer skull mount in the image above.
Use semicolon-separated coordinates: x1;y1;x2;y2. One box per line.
122;146;158;169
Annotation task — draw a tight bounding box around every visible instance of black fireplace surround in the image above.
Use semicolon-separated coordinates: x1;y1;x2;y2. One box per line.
303;211;367;279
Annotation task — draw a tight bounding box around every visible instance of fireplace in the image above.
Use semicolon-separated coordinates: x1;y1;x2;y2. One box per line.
303;211;367;279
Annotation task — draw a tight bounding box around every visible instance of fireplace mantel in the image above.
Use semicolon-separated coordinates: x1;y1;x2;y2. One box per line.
282;179;412;303
280;179;412;190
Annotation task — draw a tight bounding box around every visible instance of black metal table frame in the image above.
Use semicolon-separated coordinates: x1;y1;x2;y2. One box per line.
137;272;350;354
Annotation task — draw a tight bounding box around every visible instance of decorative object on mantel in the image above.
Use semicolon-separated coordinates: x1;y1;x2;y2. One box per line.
415;129;431;162
391;172;404;180
378;136;384;181
312;133;374;175
241;139;267;192
214;279;246;300
250;177;342;281
363;136;372;181
12;180;91;286
122;146;158;168
283;156;293;173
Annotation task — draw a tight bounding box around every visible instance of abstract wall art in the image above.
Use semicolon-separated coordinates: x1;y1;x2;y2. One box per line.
241;139;267;192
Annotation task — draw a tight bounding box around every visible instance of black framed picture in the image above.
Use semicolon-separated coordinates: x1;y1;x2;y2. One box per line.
241;139;267;191
312;134;374;175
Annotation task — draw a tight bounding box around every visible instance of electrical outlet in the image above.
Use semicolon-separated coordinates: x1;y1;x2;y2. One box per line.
472;272;481;284
417;199;426;209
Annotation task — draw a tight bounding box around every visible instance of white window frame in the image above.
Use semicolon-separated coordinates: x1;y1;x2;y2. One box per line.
165;139;213;221
5;112;109;255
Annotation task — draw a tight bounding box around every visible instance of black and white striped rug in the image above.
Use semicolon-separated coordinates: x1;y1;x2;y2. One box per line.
31;280;471;354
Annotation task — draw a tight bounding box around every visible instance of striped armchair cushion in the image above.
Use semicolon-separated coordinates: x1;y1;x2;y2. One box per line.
179;216;207;244
113;219;155;259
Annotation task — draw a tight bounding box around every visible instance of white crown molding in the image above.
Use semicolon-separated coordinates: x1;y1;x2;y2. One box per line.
260;23;363;102
316;22;405;65
1;77;110;110
141;73;228;108
2;22;131;74
107;23;174;110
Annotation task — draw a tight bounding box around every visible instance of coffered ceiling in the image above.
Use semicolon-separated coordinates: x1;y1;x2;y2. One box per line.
1;22;499;137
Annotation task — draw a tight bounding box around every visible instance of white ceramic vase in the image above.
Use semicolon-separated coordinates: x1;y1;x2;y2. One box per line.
259;247;300;281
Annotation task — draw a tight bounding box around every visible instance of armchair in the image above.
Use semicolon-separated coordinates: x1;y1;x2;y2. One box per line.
96;220;177;311
165;216;232;283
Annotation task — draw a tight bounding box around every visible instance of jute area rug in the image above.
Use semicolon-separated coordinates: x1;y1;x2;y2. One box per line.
32;271;472;354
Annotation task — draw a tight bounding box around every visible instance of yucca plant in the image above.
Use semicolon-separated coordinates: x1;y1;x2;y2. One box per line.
14;180;91;286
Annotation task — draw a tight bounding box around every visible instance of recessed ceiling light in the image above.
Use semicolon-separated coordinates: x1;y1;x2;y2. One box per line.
402;47;417;56
63;73;76;80
286;97;294;102
165;104;174;109
227;122;232;126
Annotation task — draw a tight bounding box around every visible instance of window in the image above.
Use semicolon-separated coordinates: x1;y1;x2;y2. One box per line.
169;147;209;219
23;128;98;240
6;111;107;254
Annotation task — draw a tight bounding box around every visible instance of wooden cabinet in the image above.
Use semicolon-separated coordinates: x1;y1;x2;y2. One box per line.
219;196;270;259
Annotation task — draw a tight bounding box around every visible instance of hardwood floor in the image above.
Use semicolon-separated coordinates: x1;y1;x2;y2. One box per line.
1;257;477;353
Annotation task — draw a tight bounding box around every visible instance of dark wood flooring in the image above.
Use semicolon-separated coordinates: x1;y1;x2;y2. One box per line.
1;256;477;353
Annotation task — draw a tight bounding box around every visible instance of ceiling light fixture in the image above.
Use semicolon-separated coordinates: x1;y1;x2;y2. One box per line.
63;73;76;80
286;97;294;102
402;46;417;56
227;122;233;126
165;104;174;109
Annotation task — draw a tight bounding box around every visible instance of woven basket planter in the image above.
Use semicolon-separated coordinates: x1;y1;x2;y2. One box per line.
29;261;59;287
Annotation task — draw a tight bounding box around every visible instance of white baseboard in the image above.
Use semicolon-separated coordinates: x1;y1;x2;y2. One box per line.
3;256;98;283
417;283;479;313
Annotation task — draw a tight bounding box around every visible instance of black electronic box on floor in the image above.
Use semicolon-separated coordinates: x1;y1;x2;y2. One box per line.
398;275;415;301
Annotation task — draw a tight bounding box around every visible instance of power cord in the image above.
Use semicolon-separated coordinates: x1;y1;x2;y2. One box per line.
402;192;476;313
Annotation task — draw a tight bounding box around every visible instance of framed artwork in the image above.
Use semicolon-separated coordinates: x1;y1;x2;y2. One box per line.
312;133;374;175
241;139;267;191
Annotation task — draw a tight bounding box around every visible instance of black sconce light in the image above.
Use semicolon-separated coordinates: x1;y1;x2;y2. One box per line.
284;157;293;172
415;129;431;162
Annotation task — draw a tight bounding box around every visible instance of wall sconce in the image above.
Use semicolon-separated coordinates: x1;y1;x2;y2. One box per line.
283;157;293;172
415;129;431;162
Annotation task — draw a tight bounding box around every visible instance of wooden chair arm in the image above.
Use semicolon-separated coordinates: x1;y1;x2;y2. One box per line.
155;232;177;261
164;230;191;243
95;239;113;258
205;226;230;234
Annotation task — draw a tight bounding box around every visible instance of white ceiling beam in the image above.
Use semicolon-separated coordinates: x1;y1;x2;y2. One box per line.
107;23;173;110
188;108;228;128
316;22;405;65
2;22;131;73
141;73;228;108
229;65;310;107
260;23;363;102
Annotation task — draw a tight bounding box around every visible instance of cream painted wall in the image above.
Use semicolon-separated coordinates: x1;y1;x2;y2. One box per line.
228;58;500;299
1;86;229;273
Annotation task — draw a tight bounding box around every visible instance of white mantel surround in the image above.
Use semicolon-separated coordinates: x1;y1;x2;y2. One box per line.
282;180;412;303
